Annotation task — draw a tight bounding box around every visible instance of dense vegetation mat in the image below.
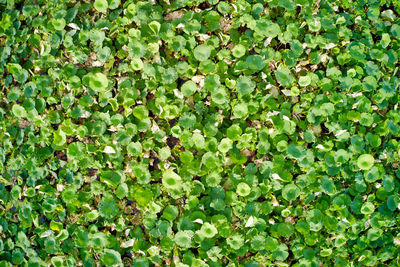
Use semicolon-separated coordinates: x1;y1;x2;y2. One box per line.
1;0;400;266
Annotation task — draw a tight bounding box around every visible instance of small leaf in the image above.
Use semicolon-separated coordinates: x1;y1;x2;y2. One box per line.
181;81;197;97
94;0;108;13
282;184;300;201
100;171;123;187
89;73;109;92
237;76;256;95
275;67;295;87
360;202;375;215
298;76;311;87
194;45;212;61
357;154;374;170
100;249;122;266
12;104;27;118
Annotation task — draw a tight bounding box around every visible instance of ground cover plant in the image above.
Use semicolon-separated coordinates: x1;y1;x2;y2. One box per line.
1;0;400;266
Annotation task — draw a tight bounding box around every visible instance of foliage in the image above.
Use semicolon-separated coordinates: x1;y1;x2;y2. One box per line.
1;0;400;266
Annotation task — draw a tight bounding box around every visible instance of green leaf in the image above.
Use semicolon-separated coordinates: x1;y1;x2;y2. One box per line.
97;47;111;63
53;129;67;147
256;19;281;38
218;138;233;153
109;0;120;9
211;87;228;105
360;202;375;215
194;45;212;62
181;81;197;97
162;68;178;84
298;75;311;87
100;249;122;266
321;176;336;195
89;73;109;92
227;234;244;250
148;21;161;35
246;55;266;71
306;209;324;232
278;0;295;10
232;103;248;118
282;184;300;201
357;154;374;170
132;105;149;120
100;171;123;187
390;24;400;39
275;67;295;87
236;182;251;197
94;0;108;13
175;231;194;248
12;104;27;118
52;18;66;31
287;144;306;159
199;222;218;239
237;76;256;95
232;44;246;58
162;169;182;191
99;193;118;219
127;142;142;157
